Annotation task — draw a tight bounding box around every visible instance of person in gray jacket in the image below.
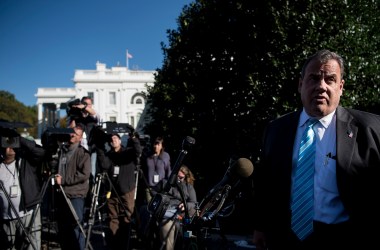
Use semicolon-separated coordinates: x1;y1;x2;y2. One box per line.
54;124;91;250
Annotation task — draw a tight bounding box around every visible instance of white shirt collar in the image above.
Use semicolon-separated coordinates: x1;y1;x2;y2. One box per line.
300;108;336;128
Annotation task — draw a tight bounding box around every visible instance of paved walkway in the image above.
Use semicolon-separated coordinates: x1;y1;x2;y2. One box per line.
41;219;255;250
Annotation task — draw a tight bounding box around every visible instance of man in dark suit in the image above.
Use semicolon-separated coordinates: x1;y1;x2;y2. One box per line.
252;49;380;250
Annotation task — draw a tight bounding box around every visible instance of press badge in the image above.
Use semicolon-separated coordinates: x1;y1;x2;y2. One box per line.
10;185;19;198
113;166;120;177
154;174;159;183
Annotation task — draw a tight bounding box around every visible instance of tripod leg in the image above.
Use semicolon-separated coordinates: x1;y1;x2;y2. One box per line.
58;185;93;250
85;173;103;249
0;182;38;250
97;209;107;246
20;175;53;250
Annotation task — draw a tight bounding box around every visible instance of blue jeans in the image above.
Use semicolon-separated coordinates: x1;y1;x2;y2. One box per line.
70;198;85;250
57;195;85;250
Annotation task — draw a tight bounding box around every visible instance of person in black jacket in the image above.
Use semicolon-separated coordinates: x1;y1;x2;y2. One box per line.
96;132;142;249
0;128;45;250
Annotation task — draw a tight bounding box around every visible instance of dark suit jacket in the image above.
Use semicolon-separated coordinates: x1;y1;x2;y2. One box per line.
253;106;380;248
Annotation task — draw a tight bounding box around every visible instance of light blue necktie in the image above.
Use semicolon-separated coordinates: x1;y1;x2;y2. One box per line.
291;119;318;241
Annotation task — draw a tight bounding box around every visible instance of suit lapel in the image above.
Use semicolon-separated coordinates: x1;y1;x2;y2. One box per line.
336;106;357;172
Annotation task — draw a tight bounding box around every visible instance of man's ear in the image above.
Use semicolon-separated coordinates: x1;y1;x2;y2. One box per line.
298;78;303;94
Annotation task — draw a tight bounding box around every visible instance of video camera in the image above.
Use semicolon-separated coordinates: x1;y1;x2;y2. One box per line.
0;120;31;149
41;127;75;174
41;127;74;152
90;122;135;148
66;98;87;121
103;122;134;134
1;136;20;148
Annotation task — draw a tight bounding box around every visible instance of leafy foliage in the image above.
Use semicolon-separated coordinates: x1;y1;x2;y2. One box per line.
0;90;38;138
143;0;379;196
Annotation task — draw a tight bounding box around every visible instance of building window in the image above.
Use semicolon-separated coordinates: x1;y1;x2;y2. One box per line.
109;116;116;122
109;92;116;105
135;98;143;104
131;93;145;105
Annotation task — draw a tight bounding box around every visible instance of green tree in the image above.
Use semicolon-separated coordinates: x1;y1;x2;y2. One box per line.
144;0;379;205
0;90;38;138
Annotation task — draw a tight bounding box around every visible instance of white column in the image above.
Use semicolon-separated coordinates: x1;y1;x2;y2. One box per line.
38;103;43;138
55;103;61;126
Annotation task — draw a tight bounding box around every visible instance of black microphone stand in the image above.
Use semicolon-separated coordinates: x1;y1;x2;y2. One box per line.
163;136;195;193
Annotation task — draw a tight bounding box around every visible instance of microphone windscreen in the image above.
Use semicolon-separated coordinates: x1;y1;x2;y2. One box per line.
235;158;254;178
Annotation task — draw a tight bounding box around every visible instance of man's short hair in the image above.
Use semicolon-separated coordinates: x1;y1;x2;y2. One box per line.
111;133;121;139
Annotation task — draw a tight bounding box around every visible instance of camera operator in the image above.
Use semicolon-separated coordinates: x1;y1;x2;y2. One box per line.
67;96;99;183
0;126;45;250
95;128;142;249
54;124;91;250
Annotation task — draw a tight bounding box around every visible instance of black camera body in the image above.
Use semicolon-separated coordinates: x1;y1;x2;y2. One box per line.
147;193;171;221
90;122;135;148
104;122;134;134
40;127;74;175
41;127;74;152
0;127;21;148
0;119;31;148
1;136;20;148
66;98;87;121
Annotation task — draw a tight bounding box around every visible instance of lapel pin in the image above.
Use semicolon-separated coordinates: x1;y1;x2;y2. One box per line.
347;131;353;138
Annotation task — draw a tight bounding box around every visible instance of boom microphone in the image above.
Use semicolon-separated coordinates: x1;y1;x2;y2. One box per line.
193;158;254;223
207;157;254;196
163;136;195;192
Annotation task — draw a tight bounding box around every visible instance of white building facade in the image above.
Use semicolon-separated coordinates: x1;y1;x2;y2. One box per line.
35;62;155;138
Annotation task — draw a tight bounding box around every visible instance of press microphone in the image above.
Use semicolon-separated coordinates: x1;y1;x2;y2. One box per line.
164;136;195;192
195;158;254;222
206;158;254;198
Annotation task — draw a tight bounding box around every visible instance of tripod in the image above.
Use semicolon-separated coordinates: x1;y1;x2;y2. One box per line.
85;172;109;249
85;171;137;250
0;182;38;250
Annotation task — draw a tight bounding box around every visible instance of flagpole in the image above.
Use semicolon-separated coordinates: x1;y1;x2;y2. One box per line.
126;49;129;69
